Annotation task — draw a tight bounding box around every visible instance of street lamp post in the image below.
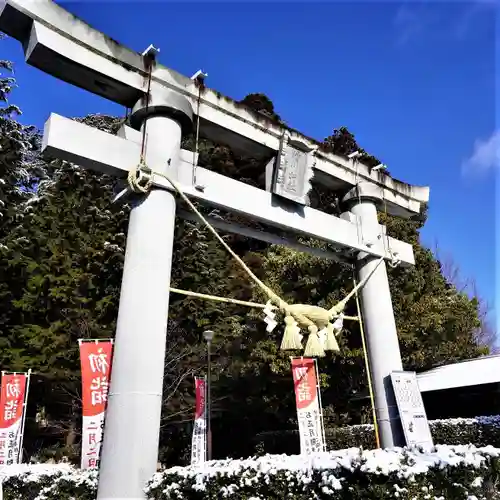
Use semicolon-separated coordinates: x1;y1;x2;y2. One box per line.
203;330;214;461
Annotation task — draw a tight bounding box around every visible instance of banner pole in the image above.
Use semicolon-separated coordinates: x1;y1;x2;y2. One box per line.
314;359;327;452
18;370;31;464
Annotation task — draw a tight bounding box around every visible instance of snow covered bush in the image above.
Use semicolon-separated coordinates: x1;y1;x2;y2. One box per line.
430;416;500;448
2;445;500;499
145;445;500;499
255;415;500;455
1;464;97;500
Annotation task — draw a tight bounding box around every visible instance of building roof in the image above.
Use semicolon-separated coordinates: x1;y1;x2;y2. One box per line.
417;355;500;393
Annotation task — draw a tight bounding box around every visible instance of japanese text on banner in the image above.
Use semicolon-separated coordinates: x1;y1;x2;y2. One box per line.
79;340;113;469
291;358;325;455
0;373;28;466
191;377;207;466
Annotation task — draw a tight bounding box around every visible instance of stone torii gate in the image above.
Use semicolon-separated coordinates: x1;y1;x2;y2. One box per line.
1;1;429;498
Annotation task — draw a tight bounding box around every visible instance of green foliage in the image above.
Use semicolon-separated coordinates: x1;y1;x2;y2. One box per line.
0;47;45;231
0;115;127;460
321;126;384;171
238;92;282;123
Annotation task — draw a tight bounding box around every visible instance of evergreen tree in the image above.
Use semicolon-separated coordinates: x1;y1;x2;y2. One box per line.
0;38;46;235
0;41;49;373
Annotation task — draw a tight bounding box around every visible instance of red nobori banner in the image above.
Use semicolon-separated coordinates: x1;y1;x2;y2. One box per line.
291;358;325;455
0;372;28;465
190;377;207;465
79;340;113;469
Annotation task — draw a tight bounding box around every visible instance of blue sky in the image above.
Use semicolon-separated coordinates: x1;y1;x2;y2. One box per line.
2;1;498;337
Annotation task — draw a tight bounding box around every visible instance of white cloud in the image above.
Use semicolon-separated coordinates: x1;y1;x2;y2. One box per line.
452;1;495;41
392;1;494;47
462;131;500;176
392;5;429;46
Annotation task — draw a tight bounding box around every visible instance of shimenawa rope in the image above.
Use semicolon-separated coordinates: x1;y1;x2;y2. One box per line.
127;160;386;358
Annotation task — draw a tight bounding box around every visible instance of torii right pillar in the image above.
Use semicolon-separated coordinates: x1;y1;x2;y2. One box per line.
343;181;405;448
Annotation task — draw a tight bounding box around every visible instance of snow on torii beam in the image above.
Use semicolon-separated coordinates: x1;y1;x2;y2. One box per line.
0;0;429;219
43;113;416;266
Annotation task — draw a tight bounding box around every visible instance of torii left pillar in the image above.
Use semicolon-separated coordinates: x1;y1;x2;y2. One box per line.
97;89;193;500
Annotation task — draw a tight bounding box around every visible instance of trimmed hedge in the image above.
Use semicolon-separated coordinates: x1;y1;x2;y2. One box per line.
1;464;96;500
254;415;500;455
146;445;500;499
4;446;500;499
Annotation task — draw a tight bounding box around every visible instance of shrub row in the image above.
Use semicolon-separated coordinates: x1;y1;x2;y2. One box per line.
1;464;96;500
4;445;500;499
254;415;500;455
146;445;500;499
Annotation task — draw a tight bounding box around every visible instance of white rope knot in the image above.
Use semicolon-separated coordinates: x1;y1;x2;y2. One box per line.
127;161;153;194
388;252;401;268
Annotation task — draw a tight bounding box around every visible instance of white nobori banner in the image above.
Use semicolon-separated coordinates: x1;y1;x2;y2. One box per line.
291;358;326;455
190;377;207;465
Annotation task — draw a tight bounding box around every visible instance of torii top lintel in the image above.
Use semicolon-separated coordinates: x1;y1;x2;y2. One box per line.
1;0;429;218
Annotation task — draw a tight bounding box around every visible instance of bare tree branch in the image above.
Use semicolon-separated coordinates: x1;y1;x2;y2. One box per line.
433;240;497;351
160;395;230;427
